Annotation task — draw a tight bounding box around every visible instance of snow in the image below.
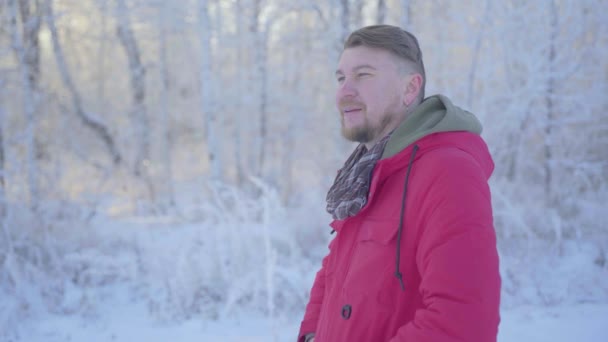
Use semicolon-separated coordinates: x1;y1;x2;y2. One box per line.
2;196;607;342
14;299;608;341
499;304;608;342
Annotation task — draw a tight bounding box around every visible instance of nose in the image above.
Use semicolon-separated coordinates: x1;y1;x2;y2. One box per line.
336;79;357;102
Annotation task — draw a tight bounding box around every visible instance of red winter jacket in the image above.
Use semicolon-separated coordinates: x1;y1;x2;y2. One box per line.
299;95;501;342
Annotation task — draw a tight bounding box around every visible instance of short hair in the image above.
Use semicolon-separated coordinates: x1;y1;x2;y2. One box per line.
344;25;426;103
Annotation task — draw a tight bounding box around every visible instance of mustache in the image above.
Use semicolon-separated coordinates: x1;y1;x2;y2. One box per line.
338;100;365;108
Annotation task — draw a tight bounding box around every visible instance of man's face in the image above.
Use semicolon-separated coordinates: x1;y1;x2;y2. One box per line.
335;46;408;145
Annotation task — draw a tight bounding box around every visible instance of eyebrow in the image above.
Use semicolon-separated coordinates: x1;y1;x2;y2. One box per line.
335;64;378;76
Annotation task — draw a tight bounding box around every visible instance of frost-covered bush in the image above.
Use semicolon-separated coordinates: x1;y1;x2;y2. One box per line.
1;176;606;341
492;179;608;307
137;179;324;321
0;199;139;340
0;179;326;335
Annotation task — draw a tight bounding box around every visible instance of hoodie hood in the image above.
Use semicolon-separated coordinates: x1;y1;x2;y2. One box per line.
382;94;482;159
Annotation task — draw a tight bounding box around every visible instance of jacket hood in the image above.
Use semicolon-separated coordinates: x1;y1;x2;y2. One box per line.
382;94;482;159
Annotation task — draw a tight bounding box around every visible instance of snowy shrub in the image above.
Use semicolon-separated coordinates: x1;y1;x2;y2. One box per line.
0;178;327;337
0;202;82;339
0;200;138;339
135;179;324;321
492;179;608;307
1;175;605;340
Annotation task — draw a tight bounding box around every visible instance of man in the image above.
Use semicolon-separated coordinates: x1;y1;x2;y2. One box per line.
298;25;500;342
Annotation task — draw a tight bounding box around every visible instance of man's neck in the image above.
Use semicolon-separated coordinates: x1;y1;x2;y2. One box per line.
364;135;387;150
363;111;411;149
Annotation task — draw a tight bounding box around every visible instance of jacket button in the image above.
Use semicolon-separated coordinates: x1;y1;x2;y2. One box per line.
341;304;352;320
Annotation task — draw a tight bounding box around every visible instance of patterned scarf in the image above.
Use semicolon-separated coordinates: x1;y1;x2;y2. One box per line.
326;134;391;220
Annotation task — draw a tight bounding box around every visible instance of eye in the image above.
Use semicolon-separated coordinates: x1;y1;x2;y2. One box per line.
336;76;345;83
357;73;371;78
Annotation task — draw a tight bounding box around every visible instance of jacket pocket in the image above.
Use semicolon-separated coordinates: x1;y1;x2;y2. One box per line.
343;217;399;298
359;217;399;244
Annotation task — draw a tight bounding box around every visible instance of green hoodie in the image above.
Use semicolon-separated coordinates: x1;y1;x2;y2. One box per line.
382;94;483;159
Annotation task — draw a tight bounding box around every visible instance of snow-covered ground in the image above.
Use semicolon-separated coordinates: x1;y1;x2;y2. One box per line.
14;300;608;342
2;188;607;342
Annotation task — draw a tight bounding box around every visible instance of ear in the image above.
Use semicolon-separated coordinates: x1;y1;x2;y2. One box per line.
403;73;423;106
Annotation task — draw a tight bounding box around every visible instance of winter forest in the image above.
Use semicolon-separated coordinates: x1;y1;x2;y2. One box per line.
1;0;607;340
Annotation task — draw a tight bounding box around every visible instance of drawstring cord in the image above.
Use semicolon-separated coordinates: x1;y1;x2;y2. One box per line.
395;145;419;291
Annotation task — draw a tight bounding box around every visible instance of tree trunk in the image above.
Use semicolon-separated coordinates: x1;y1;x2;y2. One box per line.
234;0;245;185
251;0;262;179
377;0;386;23
280;41;301;202
401;0;411;30
97;0;107;114
116;0;153;199
466;0;490;110
0;76;8;241
352;0;364;28
256;22;268;179
506;109;532;182
544;0;558;204
8;0;40;209
17;0;41;91
0;89;5;218
245;0;265;180
46;0;122;165
211;0;228;183
198;0;223;181
340;0;350;43
158;1;175;209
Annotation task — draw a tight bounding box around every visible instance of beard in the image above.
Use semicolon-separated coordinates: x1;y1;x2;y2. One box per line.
341;110;396;144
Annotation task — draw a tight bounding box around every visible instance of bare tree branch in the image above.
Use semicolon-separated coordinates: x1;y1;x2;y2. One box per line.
45;0;122;165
